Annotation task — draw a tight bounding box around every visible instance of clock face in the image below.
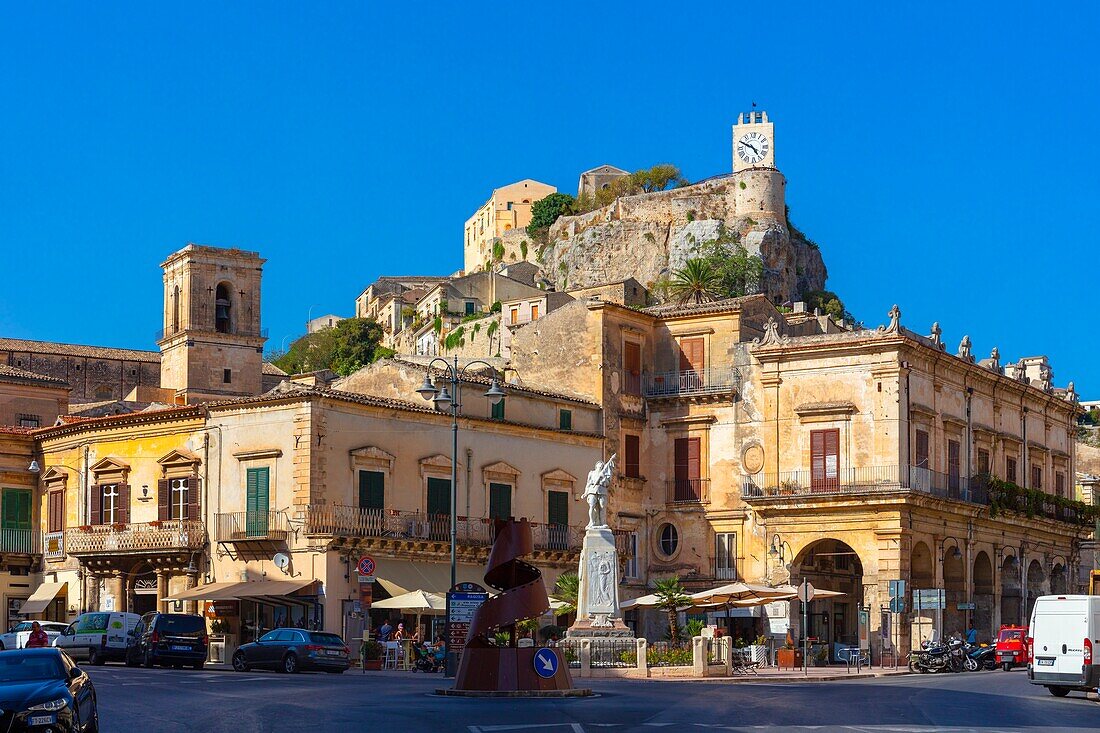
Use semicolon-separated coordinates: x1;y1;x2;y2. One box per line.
737;132;770;164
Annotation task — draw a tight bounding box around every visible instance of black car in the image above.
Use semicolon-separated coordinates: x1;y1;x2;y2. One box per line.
0;648;98;732
125;613;207;669
232;629;350;674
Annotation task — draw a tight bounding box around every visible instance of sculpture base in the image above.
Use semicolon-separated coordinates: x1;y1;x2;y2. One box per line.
566;618;634;638
453;646;574;692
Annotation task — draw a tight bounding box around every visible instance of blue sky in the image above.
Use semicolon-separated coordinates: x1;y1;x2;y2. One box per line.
1;2;1097;395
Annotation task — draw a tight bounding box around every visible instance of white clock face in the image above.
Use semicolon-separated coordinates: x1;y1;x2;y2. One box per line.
737;132;770;164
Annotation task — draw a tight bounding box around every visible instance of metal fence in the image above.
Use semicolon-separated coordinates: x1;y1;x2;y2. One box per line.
644;367;740;399
589;639;637;668
648;641;693;667
741;465;990;505
667;478;710;504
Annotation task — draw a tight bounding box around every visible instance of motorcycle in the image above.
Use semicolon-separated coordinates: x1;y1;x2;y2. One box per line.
962;641;997;671
909;637;963;673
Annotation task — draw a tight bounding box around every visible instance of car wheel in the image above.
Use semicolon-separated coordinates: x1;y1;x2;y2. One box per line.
142;650;154;669
85;703;100;733
232;651;250;673
1002;662;1012;672
283;653;299;674
1048;686;1070;697
88;648;105;666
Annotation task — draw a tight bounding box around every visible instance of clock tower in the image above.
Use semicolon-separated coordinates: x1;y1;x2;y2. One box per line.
732;109;775;172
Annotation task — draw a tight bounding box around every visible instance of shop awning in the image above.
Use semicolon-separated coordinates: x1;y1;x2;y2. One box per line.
21;583;67;616
165;579;318;603
371;560;487;597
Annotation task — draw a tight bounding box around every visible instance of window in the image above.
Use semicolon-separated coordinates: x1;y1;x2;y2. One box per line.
215;283;232;334
810;429;840;492
47;490;64;533
1055;471;1066;498
530;304;539;320
510;308;519;325
715;532;736;580
16;414;39;428
658;523;679;557
624;532;639;579
465;301;475;315
169;478;189;520
245;467;270;536
506;202;513;211
489;483;512;520
673;437;701;501
914;429;930;469
1031;464;1042;491
358;470;384;510
223;369;232;384
427;478;451;517
623;342;641;396
559;409;572;431
1;490;31;545
678;337;705;376
100;484;120;525
491;398;505;421
947;439;961;496
977;448;991;475
1006;456;1017;484
624;435;641;478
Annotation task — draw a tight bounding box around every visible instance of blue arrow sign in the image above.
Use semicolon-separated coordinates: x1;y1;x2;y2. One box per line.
533;647;558;679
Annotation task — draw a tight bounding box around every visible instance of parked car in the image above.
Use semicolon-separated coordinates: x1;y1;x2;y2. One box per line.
994;624;1028;671
125;612;208;669
0;648;98;732
0;621;70;650
1028;594;1100;697
232;629;350;674
54;612;141;665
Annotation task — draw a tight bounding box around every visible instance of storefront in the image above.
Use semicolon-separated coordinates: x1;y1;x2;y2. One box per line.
167;578;323;644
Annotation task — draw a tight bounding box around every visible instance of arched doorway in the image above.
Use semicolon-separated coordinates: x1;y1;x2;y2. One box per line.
1000;555;1022;626
943;545;966;637
1025;559;1045;622
911;541;933;589
790;539;863;657
1050;562;1067;595
973;551;994;640
129;563;159;616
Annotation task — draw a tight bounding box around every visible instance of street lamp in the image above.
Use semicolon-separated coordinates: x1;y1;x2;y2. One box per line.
414;356;506;676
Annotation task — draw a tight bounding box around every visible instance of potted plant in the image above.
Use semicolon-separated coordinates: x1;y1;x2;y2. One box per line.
361;640;383;671
776;632;802;670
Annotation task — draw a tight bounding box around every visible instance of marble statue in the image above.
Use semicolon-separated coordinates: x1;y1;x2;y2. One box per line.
582;454;615;529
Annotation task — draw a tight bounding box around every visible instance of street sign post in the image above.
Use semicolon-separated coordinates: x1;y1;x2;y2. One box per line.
357;556;376;576
798;580;814;676
533;647;559;679
445;583;488;678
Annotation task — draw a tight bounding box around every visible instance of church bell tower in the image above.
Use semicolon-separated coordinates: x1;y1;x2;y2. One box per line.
158;244;267;403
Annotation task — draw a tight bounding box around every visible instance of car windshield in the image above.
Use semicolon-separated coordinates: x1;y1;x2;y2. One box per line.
309;633;344;646
0;655;64;682
13;623;32;633
157;615;205;636
42;623;68;632
998;629;1023;641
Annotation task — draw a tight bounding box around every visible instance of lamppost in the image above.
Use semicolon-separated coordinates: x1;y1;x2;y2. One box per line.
415;356;505;675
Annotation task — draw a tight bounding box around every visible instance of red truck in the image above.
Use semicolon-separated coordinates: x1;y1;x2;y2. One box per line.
995;625;1028;671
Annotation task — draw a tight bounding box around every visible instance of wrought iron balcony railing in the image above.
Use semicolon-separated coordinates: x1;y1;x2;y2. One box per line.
740;465;990;501
644;367;740;399
667;478;710;504
0;528;39;555
65;520;205;555
214;511;290;543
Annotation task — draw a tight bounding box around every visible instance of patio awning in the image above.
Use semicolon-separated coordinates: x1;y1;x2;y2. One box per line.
20;582;67;615
372;560;488;597
165;579;318;603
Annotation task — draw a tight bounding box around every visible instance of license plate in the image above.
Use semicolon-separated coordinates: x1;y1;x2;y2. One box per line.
1037;658;1055;666
30;715;55;725
325;650;342;656
171;645;190;651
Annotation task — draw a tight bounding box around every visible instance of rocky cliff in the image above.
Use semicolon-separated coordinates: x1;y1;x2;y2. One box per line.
538;173;827;304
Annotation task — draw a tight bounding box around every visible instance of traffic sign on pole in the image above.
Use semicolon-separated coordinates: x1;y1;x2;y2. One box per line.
798;581;816;603
533;648;559;679
357;556;376;576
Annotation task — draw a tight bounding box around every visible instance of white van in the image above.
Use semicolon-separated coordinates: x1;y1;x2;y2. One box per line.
1027;595;1100;697
53;611;141;665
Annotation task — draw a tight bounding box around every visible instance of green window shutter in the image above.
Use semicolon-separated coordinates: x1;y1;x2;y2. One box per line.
489;483;512;520
358;471;385;510
491;398;505;421
427;478;451;516
547;490;569;526
2;489;31;531
246;467;270;513
559;409;572;431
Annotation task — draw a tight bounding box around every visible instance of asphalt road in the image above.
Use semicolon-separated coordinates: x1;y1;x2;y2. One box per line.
84;665;1099;733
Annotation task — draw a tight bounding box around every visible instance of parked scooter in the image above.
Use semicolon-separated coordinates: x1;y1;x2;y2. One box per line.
961;641;997;671
909;637;964;673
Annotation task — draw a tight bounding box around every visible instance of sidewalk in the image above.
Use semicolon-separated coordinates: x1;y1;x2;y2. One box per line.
698;665;910;683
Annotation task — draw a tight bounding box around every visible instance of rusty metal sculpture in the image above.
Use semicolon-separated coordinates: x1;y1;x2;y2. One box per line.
454;518;574;691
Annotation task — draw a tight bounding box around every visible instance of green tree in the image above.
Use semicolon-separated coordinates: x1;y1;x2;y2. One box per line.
553;572;579;615
526;193;576;236
803;290;854;323
630;164;688;193
669;259;723;305
695;227;763;298
653;577;690;644
272;318;387;377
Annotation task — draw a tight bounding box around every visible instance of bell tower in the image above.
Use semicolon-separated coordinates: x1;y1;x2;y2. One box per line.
158;244;267;402
732;109;776;172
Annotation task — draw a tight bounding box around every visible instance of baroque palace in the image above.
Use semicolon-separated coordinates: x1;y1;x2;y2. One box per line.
0;113;1093;661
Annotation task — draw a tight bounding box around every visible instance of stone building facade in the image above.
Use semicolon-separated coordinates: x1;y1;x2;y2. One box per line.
463;179;555;274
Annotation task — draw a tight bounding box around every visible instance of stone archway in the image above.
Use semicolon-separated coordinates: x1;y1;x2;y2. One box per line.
790;538;864;655
943;546;966;637
972;551;994;639
1000;555;1022;626
1025;559;1045;621
910;541;933;589
127;562;159;616
1050;562;1067;595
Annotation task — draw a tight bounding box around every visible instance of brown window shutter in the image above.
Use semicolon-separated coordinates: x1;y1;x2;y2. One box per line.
158;479;170;521
117;483;130;524
186;477;201;521
90;485;101;525
811;431;825;481
915;430;929;468
687;437;701;481
679;338;704;373
48;491;63;533
624;435;640;478
674;438;689;482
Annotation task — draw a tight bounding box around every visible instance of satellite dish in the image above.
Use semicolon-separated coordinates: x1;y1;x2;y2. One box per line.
272;552;291;571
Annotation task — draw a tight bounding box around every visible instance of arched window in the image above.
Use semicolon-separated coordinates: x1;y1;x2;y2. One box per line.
172;285;181;332
215;283;232;334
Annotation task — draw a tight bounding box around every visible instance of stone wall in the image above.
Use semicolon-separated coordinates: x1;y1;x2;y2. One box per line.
0;346;160;403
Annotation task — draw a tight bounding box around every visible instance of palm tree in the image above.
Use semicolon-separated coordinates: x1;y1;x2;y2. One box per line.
668;259;722;305
653;577;691;644
554;572;579;615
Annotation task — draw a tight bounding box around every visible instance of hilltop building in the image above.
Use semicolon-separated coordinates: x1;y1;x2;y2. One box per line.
463;179;556;275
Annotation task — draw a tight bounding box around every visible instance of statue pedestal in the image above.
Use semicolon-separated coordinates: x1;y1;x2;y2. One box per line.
567;526;632;638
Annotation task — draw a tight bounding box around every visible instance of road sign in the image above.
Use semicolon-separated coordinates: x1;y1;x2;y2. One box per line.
912;588;945;610
797;581;815;603
889;596;906;614
957;602;976;611
357;556;376;576
533;647;559;679
888;579;906;600
446;588;489;661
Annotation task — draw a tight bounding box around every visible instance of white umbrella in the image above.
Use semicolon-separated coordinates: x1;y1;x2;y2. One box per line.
689;582;793;605
768;585;847;600
371;590;446;640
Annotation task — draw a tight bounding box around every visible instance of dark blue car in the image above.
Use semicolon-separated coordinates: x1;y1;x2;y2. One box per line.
125;613;208;670
0;648;98;732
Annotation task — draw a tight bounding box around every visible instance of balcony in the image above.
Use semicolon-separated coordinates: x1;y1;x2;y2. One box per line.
64;521;205;556
0;529;39;555
667;478;710;504
644;367;740;400
214;511;291;543
299;505;592;554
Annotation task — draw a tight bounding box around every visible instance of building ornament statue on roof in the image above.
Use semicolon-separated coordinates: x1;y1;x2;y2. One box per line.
988;347;1001;372
1064;381;1079;403
754;317;788;347
957;335;974;363
929;322;944;350
878;304;901;334
1008;359;1026;382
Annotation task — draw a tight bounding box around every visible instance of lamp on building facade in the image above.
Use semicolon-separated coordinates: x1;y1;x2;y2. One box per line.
414;356;506;676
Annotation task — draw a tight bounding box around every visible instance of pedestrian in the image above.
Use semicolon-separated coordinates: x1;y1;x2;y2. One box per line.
394;622;407;640
965;624;977;645
25;621;49;649
378;619;393;642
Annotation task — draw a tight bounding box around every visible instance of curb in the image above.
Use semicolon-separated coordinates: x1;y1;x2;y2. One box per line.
435;688;593;698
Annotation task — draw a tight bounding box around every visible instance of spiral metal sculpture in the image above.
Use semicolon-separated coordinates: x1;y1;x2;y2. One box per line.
454;518;573;691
